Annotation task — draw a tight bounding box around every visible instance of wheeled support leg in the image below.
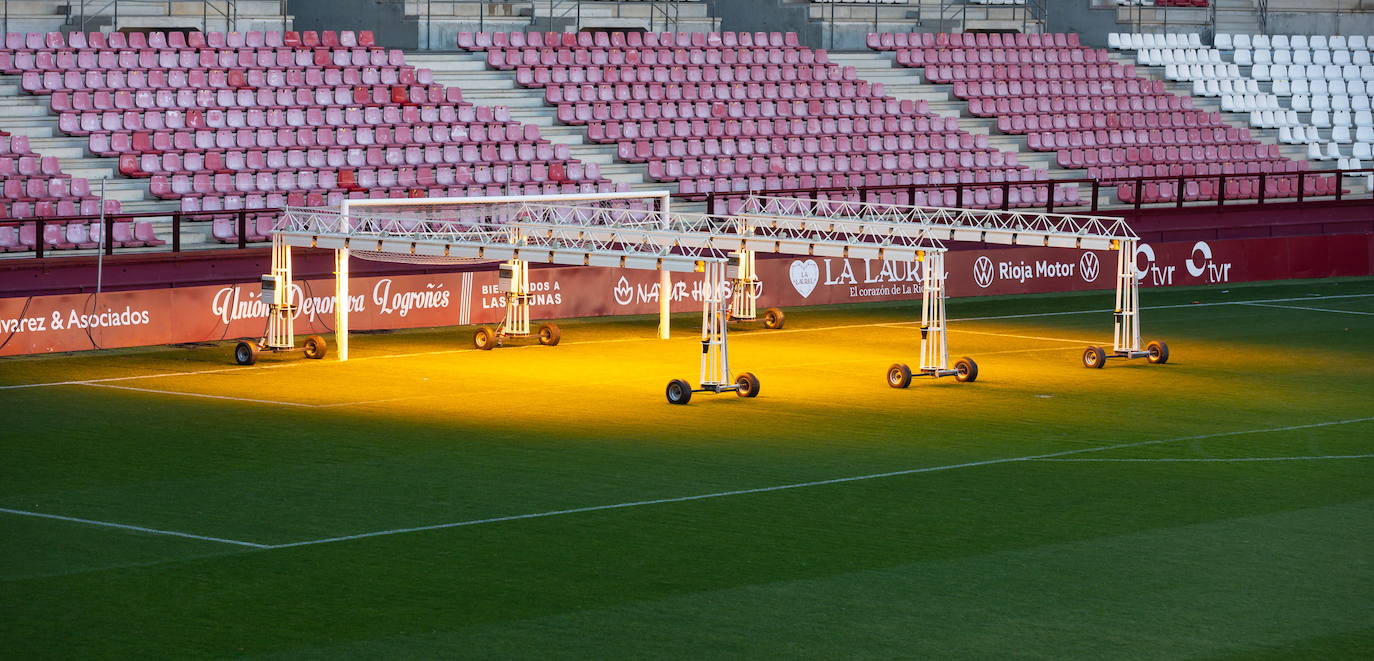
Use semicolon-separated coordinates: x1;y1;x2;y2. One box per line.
666;260;759;404
503;259;531;338
234;233;327;365
473;259;560;350
1082;240;1170;368
887;251;978;388
726;250;784;329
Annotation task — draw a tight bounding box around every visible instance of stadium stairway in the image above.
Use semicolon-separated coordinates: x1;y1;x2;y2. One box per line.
874;32;1343;205
463;31;1080;211
0;74;180;221
1105;47;1369;196
830;50;1062;177
1103;49;1313;163
1103;0;1261;36
836;48;1091;205
406;50;697;208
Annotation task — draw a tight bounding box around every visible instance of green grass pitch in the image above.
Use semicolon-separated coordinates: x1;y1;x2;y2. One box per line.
2;277;1372;659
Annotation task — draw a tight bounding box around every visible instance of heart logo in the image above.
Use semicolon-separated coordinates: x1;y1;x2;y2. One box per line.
789;259;819;298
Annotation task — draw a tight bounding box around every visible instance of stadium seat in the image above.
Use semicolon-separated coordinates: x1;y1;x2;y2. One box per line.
1;29;615;230
880;31;1332;203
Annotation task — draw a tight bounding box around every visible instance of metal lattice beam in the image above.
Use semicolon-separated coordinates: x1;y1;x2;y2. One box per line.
276;198;954;274
275;205;715;273
517;203;947;262
740;195;1135;251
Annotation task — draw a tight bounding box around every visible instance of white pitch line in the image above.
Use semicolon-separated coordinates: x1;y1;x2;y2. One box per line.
949;329;1102;345
2;292;1371;393
262;415;1374;550
950;292;1374;322
311;394;440;409
973;345;1087;357
877;324;1099;346
0;506;268;548
0;362;299;391
81;383;316;408
1239;302;1374;316
1036;454;1374;463
7;415;1371;552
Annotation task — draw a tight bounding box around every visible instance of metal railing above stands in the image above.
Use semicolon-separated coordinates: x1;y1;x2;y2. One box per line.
5;167;1374;261
396;0;535;50
940;0;1046;35
705;169;1374;215
819;1;920;51
60;0;274;33
542;0;689;33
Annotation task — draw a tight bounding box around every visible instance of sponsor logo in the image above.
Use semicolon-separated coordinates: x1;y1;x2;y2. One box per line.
1185;241;1233;282
612;276;634;305
371;279;451;317
974;255;1083;287
1134;243;1175;285
789;259;819;298
1079;252;1101;283
972;255;995;288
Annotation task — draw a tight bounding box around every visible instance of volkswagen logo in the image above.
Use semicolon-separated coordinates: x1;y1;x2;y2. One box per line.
1079;252;1100;283
972;255;995;288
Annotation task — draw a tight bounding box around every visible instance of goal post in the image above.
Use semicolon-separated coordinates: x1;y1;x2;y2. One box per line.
314;191;673;361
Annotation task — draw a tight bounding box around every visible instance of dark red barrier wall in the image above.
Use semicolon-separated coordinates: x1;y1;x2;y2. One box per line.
2;234;1370;356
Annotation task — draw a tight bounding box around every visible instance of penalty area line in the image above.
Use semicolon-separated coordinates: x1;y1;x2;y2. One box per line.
264;414;1374;550
80;383;317;408
11;416;1371;552
0;507;269;549
1035;454;1374;463
1238;302;1374;316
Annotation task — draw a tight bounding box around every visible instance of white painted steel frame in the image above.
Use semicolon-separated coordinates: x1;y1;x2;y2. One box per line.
339;191;673;356
500;259;532;338
272;195;974;391
739;195;1136;249
739;195;1146;359
1115;240;1142;355
276;194;740;389
920;251;949;375
264;233;295;350
728;251;759;321
701;261;732;388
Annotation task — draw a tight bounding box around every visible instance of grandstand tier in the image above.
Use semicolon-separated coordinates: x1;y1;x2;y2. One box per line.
0;28;618;252
5;15;1374;258
873;30;1339;204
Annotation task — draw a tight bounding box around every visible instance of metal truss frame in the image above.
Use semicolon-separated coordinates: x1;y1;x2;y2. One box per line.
739;195;1153;363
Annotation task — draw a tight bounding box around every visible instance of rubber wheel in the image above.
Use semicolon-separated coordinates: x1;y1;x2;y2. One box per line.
303;335;327;360
735;372;760;398
1146;340;1170;364
887;363;912;389
473;326;496;351
233;340;258;366
538;323;561;346
666;379;692;405
762;307;785;329
954;357;979;383
1083;346;1107;369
